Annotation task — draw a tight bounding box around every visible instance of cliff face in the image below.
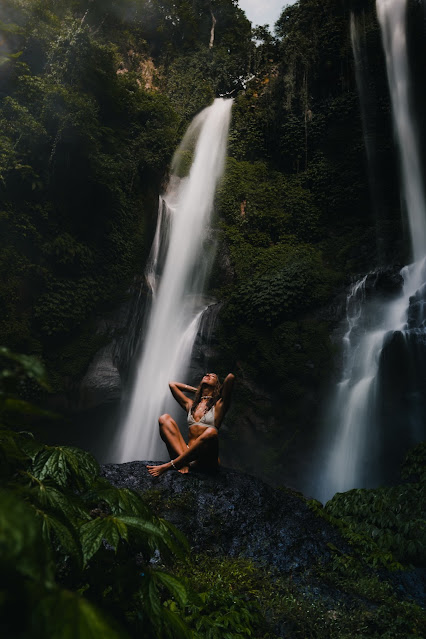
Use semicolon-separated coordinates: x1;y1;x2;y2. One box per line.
102;462;346;573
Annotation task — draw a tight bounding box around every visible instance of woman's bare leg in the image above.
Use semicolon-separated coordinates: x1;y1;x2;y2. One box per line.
147;427;218;477
155;414;189;474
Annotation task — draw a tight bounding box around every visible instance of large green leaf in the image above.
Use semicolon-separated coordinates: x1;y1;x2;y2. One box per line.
158;518;190;556
83;478;152;518
152;571;189;607
148;578;163;619
0;489;54;585
24;475;91;522
34;507;81;559
32;445;100;491
80;516;128;565
33;589;129;639
118;516;185;558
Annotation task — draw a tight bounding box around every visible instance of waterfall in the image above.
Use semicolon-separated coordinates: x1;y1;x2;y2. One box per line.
376;0;426;260
317;261;426;501
314;0;426;502
115;98;233;463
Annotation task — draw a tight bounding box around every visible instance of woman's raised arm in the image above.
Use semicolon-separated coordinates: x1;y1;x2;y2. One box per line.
169;382;195;411
219;373;235;413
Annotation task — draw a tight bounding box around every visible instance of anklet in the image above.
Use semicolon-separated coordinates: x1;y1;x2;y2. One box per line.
170;459;177;470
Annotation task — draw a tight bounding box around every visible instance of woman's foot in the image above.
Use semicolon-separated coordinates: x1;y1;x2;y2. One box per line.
146;462;190;476
146;462;170;477
179;465;190;474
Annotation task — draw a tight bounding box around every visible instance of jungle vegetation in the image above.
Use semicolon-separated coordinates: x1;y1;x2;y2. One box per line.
1;0;426;637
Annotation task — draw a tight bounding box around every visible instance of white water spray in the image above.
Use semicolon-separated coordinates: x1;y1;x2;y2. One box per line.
315;0;426;501
115;98;233;462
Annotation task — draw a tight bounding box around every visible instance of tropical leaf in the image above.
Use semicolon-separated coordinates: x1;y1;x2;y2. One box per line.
152;571;189;607
118;516;186;558
158;518;190;556
83;478;152;518
17;434;48;460
0;489;54;586
147;577;163;619
162;608;194;639
34;507;81;559
80;516;129;565
32;445;100;491
24;478;91;523
33;589;129;639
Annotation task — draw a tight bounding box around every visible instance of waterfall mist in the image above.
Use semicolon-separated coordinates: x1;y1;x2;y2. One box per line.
114;98;233;463
312;0;426;502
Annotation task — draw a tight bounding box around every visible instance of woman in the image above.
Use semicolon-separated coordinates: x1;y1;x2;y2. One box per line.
147;372;235;476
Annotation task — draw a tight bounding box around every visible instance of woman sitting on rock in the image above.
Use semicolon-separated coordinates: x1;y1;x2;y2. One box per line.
147;372;235;476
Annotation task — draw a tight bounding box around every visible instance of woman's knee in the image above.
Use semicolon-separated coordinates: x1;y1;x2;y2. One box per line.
159;414;176;438
159;413;171;428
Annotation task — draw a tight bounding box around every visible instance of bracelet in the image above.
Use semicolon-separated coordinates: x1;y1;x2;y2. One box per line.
170;459;177;470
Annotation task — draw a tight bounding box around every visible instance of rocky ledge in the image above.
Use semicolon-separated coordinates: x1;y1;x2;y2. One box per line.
101;462;346;574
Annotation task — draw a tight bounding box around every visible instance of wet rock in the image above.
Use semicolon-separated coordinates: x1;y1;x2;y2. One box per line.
364;266;404;299
407;282;426;329
78;343;122;410
101;462;346;573
78;280;148;411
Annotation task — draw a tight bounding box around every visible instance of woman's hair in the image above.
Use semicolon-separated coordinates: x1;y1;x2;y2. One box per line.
191;374;222;414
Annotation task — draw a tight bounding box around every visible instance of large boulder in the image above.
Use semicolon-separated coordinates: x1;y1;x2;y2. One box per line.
101;462;346;573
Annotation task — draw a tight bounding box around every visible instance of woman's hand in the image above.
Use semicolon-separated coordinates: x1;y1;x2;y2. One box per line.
169;382;194;411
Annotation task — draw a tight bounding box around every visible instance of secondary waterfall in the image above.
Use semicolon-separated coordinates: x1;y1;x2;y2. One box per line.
115;98;233;463
315;0;426;502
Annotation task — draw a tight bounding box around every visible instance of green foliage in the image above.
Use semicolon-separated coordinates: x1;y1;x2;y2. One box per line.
173;556;264;639
174;552;426;639
321;442;426;569
0;1;179;387
0;349;195;638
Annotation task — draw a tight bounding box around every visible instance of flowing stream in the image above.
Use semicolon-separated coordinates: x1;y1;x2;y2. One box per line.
115;98;233;463
316;0;426;502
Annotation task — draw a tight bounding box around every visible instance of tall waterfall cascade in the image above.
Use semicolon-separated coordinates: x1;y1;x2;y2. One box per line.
115;98;233;463
316;0;426;502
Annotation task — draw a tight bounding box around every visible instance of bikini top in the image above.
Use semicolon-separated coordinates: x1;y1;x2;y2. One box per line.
187;405;217;431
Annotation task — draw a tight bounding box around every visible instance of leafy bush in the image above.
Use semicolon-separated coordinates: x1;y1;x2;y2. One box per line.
321;442;426;570
0;349;190;638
